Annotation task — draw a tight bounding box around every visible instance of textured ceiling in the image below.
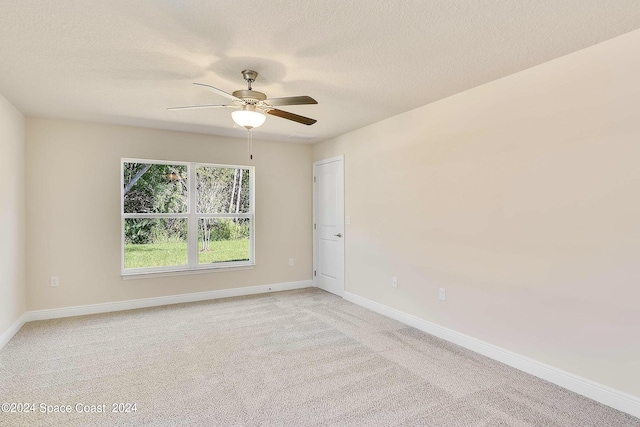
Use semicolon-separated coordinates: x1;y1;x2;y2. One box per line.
1;1;640;143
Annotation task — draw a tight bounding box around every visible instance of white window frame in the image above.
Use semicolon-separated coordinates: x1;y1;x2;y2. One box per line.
121;158;255;276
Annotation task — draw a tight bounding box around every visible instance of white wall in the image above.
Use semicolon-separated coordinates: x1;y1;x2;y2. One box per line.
26;119;312;310
314;29;640;397
0;94;26;336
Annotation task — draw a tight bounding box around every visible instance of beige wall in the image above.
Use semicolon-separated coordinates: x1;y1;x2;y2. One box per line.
314;29;640;397
26;119;312;310
0;94;26;335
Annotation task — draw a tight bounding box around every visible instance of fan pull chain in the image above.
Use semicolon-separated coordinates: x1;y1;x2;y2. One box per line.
247;129;253;160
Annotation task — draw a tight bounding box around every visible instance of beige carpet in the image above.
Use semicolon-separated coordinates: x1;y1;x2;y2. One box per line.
0;288;638;426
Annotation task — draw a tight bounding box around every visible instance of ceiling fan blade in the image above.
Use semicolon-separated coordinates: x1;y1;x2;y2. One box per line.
263;96;318;106
193;83;244;103
265;108;317;125
167;104;235;110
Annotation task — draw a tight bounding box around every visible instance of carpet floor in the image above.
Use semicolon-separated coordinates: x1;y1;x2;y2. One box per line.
0;288;638;426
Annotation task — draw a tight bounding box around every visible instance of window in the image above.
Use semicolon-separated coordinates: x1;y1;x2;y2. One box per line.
121;159;254;275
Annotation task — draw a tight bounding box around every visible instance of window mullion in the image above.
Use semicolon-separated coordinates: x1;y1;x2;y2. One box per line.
188;164;198;268
122;213;188;219
196;213;251;219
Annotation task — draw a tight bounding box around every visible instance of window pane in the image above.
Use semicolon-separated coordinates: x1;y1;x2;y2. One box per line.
196;167;249;214
198;218;250;264
123;163;187;213
124;218;188;269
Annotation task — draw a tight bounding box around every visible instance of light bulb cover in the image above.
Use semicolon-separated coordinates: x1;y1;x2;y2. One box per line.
232;109;266;129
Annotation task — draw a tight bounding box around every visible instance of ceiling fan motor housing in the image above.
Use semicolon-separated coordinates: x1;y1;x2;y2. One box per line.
232;89;267;104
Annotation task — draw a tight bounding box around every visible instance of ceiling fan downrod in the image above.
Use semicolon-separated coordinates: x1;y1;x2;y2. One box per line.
241;69;258;90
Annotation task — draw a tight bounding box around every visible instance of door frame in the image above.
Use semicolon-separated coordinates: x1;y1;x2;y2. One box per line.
312;155;345;296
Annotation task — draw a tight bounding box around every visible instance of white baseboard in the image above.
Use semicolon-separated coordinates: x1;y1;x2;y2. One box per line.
23;280;313;322
0;313;27;350
343;291;640;419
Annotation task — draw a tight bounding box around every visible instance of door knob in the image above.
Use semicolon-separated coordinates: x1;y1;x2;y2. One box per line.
334;233;343;238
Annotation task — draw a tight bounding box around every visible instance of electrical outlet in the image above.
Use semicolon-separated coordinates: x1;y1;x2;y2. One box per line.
345;216;351;224
439;288;446;301
51;276;59;287
392;276;398;288
289;258;294;266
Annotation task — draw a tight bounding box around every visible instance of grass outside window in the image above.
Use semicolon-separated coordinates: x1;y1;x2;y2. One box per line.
124;239;250;269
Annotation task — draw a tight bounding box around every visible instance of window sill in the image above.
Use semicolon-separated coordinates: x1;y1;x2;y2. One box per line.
121;264;255;280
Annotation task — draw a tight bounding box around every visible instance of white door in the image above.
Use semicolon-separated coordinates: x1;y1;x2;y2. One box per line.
313;156;344;296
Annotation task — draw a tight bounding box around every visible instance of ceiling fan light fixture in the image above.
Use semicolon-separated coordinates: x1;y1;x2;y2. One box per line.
232;107;266;129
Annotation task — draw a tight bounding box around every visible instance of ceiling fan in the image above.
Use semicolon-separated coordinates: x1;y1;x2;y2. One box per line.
168;70;318;129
